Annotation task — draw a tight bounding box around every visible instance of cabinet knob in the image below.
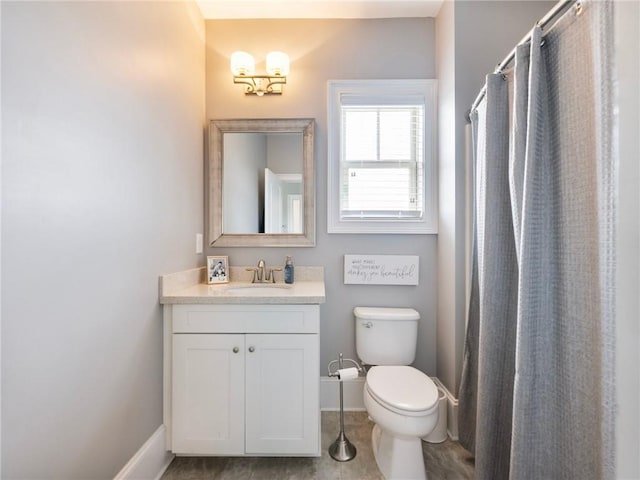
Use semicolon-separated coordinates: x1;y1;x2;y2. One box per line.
248;346;255;353
233;347;239;353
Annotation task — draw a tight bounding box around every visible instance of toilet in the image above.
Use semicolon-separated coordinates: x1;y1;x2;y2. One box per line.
355;307;439;480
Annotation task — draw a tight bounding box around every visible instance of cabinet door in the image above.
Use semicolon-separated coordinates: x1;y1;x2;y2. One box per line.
245;334;319;455
172;334;245;454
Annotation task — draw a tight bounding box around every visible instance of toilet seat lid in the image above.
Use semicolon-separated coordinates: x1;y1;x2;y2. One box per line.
366;366;438;413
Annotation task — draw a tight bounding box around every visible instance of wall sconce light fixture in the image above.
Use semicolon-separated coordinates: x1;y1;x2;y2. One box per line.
230;51;290;96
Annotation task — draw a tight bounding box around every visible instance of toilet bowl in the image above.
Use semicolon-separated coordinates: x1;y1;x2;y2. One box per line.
364;365;439;479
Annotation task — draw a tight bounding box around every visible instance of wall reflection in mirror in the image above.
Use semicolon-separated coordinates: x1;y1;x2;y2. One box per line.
223;132;303;234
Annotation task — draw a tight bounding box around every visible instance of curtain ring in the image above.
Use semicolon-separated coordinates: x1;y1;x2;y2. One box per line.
574;1;583;16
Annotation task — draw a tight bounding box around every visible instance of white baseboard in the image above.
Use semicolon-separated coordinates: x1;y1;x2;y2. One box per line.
114;425;174;480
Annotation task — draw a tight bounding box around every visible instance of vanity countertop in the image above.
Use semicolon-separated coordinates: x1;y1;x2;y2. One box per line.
159;266;325;305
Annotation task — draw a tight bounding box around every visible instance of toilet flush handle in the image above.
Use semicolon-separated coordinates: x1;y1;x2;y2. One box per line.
362;321;373;328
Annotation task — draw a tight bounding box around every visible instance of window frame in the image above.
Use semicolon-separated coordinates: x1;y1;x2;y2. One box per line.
327;79;438;234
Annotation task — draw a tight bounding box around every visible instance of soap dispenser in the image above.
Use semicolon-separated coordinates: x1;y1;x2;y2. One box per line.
284;256;295;284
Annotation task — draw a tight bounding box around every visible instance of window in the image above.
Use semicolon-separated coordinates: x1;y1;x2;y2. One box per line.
328;80;437;234
341;105;424;218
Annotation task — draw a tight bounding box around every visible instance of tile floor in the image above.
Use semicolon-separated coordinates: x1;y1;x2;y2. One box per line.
162;411;475;480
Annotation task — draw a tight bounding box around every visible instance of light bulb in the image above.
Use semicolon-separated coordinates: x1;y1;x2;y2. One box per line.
230;51;255;76
266;51;290;77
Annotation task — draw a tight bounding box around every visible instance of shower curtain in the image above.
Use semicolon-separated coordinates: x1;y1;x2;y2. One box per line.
458;2;616;479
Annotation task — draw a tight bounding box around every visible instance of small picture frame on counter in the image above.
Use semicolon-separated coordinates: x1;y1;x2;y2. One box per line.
207;255;229;284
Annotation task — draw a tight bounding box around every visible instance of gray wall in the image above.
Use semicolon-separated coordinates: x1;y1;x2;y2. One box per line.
1;2;204;478
205;18;438;377
614;1;640;476
267;134;302;174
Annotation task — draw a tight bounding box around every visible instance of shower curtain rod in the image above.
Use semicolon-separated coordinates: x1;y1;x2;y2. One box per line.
468;0;578;117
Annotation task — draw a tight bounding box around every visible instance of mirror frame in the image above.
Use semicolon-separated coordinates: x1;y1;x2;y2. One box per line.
209;118;315;247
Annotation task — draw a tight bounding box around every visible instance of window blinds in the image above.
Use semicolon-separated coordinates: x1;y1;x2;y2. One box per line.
340;104;425;220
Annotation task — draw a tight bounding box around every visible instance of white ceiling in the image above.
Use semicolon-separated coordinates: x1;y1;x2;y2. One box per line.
196;0;444;19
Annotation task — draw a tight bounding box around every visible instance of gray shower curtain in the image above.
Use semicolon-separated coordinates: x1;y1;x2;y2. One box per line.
458;2;616;479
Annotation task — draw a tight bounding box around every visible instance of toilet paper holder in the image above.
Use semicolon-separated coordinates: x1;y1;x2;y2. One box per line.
327;354;363;379
327;353;364;462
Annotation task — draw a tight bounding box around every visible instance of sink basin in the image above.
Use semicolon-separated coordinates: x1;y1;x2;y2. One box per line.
223;284;292;294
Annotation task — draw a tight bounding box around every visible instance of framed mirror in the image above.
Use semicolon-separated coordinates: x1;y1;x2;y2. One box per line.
209;118;315;247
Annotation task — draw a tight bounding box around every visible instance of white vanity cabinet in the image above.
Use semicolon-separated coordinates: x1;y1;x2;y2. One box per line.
164;304;320;457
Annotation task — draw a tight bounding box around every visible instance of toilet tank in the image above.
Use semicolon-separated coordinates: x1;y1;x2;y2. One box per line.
354;307;420;365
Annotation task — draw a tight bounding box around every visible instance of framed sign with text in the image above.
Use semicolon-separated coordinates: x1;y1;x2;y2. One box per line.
343;255;419;286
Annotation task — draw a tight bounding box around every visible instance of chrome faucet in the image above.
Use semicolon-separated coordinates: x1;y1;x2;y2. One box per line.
256;259;266;282
246;259;282;283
